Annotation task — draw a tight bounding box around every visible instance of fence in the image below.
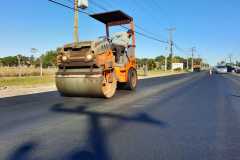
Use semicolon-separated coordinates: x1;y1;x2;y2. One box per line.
0;67;57;77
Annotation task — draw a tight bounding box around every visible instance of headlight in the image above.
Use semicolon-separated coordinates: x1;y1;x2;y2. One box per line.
86;54;93;61
62;55;68;62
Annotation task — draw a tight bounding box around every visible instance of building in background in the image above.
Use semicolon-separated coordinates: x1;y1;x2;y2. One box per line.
172;63;184;70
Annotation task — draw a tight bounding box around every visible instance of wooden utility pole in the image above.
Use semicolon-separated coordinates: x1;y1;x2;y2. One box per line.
17;55;21;77
167;28;176;71
165;56;167;72
31;48;43;77
143;64;148;76
191;47;196;72
40;55;43;77
164;47;168;72
229;54;233;64
74;0;79;43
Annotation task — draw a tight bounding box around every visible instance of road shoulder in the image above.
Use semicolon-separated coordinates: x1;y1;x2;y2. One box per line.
0;71;187;98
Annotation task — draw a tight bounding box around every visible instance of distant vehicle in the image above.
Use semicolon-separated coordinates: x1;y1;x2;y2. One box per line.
226;65;235;73
215;65;228;74
235;67;240;73
193;64;201;72
193;59;202;72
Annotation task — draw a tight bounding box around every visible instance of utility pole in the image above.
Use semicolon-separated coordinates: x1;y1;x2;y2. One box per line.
17;55;21;77
229;54;233;64
167;28;176;71
31;48;43;77
73;0;88;43
40;55;43;77
74;0;79;43
191;47;196;72
164;47;168;72
143;64;148;76
165;56;167;72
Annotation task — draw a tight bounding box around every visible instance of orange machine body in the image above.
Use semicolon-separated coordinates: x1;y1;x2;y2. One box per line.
90;10;137;84
56;10;137;98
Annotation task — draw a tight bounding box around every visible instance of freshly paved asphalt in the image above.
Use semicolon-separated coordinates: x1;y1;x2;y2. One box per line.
0;72;240;160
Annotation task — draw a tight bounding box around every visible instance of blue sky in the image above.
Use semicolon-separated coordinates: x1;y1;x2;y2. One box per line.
0;0;240;65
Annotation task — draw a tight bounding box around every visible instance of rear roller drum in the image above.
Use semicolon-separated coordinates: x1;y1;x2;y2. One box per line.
117;68;138;90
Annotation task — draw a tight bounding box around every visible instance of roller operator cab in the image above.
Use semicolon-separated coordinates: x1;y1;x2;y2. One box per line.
56;10;138;98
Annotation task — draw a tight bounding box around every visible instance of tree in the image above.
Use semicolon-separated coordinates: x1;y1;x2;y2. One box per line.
173;56;185;63
29;55;35;65
0;56;18;66
155;55;165;67
236;61;240;67
0;59;3;67
42;50;57;68
147;59;156;70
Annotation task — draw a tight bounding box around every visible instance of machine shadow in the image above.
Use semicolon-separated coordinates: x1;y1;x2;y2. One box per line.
6;103;168;160
50;103;168;160
7;142;37;160
231;94;240;98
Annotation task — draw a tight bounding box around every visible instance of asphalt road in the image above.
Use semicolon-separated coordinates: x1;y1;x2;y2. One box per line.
0;72;240;160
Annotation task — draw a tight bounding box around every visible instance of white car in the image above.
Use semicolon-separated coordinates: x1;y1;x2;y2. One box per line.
235;66;240;73
215;66;228;74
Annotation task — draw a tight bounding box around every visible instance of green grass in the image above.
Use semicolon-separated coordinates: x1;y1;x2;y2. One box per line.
0;70;187;88
137;69;186;76
0;76;55;87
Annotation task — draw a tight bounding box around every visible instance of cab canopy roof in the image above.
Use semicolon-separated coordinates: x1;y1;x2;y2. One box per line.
90;10;133;26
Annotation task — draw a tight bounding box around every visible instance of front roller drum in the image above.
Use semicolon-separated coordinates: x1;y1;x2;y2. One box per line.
56;75;117;98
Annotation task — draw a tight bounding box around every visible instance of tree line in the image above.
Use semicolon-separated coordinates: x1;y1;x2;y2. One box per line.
137;56;204;70
0;50;206;70
0;50;57;68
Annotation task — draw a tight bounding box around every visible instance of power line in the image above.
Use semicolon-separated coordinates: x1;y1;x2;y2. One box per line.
88;0;115;10
135;30;168;44
87;0;168;43
166;28;176;71
48;0;169;44
150;0;169;17
105;1;194;55
130;0;171;29
135;24;167;41
49;0;90;15
64;0;97;13
95;0;167;41
65;0;73;3
174;43;190;53
167;28;176;55
118;25;168;44
88;0;108;11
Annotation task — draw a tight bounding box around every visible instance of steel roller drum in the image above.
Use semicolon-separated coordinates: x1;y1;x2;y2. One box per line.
56;75;116;98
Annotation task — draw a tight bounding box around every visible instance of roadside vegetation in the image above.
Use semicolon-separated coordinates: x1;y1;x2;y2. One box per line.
137;69;186;76
0;67;56;77
0;50;207;88
0;76;55;88
0;70;186;88
0;50;207;76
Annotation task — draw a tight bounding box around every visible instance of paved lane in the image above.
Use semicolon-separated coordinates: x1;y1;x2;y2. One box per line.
0;72;240;160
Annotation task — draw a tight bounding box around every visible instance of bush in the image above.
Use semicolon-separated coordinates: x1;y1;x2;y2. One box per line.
173;68;182;72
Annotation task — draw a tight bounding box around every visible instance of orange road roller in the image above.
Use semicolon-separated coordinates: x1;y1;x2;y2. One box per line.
56;10;138;98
